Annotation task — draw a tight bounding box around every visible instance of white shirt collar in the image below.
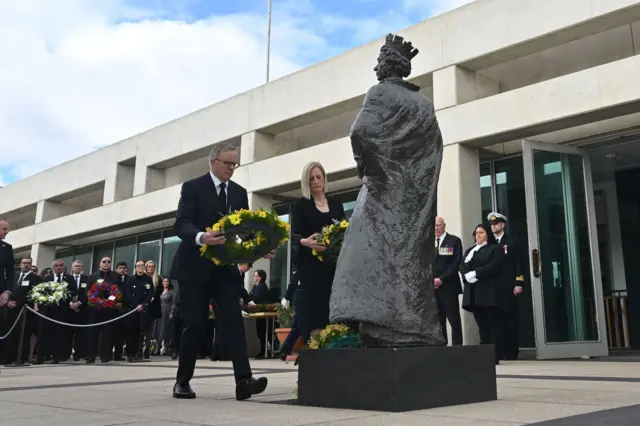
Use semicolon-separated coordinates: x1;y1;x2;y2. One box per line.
494;232;504;242
209;171;227;190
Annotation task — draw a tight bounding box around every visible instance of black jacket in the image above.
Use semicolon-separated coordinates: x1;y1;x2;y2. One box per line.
42;273;75;307
0;241;14;294
249;282;271;304
171;173;249;283
12;270;41;305
433;233;463;296
460;244;506;311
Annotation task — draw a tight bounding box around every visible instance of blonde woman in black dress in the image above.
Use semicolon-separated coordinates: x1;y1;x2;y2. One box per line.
291;161;346;346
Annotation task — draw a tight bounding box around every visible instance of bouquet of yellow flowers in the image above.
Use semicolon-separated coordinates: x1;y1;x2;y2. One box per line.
200;208;290;266
312;219;349;263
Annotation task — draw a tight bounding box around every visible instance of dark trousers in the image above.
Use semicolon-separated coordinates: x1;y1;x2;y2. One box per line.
87;309;117;361
36;305;66;361
503;297;520;359
170;316;182;353
177;278;251;385
112;321;125;359
2;307;34;363
473;307;506;362
279;314;299;355
125;313;143;358
67;309;87;359
435;291;463;345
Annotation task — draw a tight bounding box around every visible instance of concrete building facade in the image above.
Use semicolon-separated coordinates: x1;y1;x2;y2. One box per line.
3;0;640;359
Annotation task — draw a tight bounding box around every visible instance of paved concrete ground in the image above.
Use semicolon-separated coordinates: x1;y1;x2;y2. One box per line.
0;357;639;425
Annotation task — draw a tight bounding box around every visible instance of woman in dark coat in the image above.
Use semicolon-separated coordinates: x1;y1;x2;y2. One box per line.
460;224;506;364
292;161;346;346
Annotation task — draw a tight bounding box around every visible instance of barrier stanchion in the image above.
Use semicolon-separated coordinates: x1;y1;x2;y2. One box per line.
9;308;30;367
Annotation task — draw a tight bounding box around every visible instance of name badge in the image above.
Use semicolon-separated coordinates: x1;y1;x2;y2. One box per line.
81;283;87;288
21;281;29;287
439;247;454;256
108;295;116;301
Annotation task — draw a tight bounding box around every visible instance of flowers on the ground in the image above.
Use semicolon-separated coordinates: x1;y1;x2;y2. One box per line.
312;219;349;262
308;323;357;349
30;281;70;305
87;281;123;309
200;208;290;266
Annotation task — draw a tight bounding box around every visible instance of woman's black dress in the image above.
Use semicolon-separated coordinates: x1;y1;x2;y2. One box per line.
291;195;346;345
460;243;506;362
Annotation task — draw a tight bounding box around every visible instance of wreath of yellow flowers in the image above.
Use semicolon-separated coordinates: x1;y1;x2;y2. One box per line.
200;208;290;266
312;219;349;262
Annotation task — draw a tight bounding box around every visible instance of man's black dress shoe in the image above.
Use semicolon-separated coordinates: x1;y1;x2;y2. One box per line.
173;383;196;399
235;377;268;401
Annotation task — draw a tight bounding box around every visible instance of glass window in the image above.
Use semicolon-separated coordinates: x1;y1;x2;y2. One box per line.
114;237;137;271
55;249;74;272
480;163;493;223
73;246;93;275
161;230;180;280
92;242;114;274
138;232;161;266
270;208;290;298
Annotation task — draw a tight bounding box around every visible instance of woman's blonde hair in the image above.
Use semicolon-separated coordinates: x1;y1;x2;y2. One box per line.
301;161;328;199
145;260;160;287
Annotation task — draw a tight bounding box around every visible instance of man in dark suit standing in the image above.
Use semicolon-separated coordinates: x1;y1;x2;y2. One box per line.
4;257;40;364
433;216;463;345
171;143;273;401
35;259;74;364
68;260;89;361
488;212;525;360
0;219;15;366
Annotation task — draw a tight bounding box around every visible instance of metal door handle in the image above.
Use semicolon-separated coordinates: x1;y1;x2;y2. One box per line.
531;249;541;278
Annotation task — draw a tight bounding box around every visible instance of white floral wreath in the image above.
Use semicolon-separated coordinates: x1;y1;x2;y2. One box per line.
31;281;70;305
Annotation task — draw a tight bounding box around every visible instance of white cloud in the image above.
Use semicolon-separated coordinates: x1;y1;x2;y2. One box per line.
0;0;473;184
0;0;324;181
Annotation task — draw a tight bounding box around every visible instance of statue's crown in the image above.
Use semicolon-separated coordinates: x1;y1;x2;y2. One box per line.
384;33;419;60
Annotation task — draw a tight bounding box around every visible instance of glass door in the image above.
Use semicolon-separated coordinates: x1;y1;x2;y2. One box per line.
522;140;608;359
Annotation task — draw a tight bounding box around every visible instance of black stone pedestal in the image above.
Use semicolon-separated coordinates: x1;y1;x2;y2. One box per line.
298;344;497;412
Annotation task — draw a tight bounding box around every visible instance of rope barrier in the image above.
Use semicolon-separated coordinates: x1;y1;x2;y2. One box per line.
0;307;25;340
24;306;139;327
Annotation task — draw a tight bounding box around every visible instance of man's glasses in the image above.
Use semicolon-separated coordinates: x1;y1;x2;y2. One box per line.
214;158;238;169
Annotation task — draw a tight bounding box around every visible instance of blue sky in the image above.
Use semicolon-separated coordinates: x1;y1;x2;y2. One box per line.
0;0;471;186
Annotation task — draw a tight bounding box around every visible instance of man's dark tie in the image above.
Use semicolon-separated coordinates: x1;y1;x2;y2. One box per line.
18;273;23;284
56;275;62;283
436;237;440;248
219;182;227;214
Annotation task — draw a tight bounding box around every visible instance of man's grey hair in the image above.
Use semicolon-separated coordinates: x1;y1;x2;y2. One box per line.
52;258;66;266
209;143;237;160
72;260;83;266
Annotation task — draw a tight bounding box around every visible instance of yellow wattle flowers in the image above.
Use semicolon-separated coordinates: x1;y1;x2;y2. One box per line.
199;208;290;266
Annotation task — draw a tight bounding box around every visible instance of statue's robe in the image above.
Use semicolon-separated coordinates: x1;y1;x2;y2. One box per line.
329;77;445;346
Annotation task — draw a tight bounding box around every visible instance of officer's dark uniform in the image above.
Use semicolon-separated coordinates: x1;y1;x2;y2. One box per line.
488;212;526;360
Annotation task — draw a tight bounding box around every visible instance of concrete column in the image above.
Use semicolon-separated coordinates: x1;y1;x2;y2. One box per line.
31;243;57;271
133;160;165;196
104;163;135;204
240;131;275;165
244;192;273;290
35;200;80;223
437;144;482;346
433;65;500;110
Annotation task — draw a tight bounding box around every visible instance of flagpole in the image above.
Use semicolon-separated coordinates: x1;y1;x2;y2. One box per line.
266;0;272;83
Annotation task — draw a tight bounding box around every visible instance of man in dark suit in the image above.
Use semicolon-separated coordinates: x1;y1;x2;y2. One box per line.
0;219;15;366
85;256;121;363
68;260;89;361
433;216;464;345
3;257;41;364
35;259;74;364
171;143;274;401
488;212;525;360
